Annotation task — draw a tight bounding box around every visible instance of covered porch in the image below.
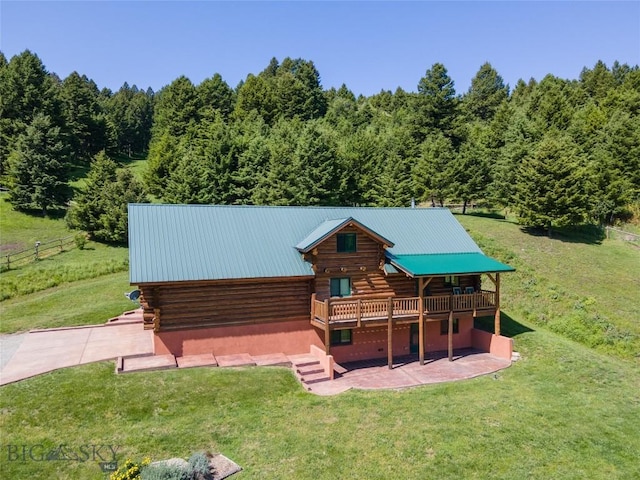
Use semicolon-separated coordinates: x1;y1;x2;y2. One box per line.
312;251;514;369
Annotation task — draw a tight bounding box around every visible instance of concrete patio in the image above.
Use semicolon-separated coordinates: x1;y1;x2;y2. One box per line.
1;310;512;394
304;350;512;395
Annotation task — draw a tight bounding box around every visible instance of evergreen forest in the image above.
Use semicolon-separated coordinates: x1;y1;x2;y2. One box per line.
1;50;639;242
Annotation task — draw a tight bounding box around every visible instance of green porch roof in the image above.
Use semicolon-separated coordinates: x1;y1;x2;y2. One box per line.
388;253;515;277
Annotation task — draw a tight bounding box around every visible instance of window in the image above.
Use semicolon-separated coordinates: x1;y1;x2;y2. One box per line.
330;277;351;297
337;233;357;253
331;329;352;346
440;318;459;335
444;275;459;286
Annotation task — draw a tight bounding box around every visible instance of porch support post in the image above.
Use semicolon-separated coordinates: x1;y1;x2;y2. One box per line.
448;310;454;362
153;308;161;333
418;277;425;365
494;273;501;336
387;297;393;369
324;299;331;354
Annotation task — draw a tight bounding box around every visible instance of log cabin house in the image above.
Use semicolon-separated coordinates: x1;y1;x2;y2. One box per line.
128;204;515;372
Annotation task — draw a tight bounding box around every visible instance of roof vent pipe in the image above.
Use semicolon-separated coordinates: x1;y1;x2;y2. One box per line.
411;197;416;208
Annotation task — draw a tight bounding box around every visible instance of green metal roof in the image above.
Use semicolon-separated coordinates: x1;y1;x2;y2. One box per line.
388;253;515;277
295;217;394;253
128;204;496;284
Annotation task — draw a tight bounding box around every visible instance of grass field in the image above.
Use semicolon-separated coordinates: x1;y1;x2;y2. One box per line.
1;325;638;479
1;201;639;478
456;214;640;359
0;196;70;255
0;193;133;331
0;272;133;333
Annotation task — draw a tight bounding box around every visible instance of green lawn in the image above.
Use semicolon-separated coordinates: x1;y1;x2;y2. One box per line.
0;243;129;302
0;194;70;254
457;213;640;359
1;324;639;479
0;272;134;333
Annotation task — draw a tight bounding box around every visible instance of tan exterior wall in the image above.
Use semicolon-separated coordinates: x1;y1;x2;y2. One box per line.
154;319;324;357
471;328;513;360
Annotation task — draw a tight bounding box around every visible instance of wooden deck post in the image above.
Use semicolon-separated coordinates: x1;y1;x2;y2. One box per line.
153;308;161;333
357;298;362;328
324;299;331;354
418;277;425;365
311;293;316;320
448;310;454;362
387;297;393;369
494;273;501;336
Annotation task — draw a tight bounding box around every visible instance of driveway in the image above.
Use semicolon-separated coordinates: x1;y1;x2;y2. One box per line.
0;321;153;386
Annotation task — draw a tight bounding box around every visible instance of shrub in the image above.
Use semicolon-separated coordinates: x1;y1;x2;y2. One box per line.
110;457;151;480
74;232;87;250
187;452;213;480
140;462;189;480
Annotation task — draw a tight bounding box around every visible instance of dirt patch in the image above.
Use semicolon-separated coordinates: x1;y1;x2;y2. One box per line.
0;243;24;253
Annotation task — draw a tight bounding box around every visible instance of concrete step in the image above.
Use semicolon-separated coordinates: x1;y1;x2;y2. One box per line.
300;370;331;384
118;354;177;373
288;354;319;368
297;366;324;376
333;362;348;375
252;353;291;367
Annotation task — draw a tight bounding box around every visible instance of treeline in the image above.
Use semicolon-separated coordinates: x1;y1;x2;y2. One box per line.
1;50;639;242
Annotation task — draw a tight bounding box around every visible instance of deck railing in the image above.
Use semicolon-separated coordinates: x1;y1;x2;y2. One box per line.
312;291;496;325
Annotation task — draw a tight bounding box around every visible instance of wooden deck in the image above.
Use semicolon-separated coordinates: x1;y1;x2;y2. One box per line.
311;291;496;329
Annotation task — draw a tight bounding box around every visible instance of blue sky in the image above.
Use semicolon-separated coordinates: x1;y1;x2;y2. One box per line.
1;1;639;96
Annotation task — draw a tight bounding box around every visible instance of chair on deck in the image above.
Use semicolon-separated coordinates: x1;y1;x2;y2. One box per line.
465;286;475;294
452;287;462;295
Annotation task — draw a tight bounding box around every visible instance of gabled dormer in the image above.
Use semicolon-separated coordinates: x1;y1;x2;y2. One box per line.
296;217;394;275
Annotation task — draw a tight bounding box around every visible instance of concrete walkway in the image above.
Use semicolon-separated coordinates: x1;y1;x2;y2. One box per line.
1;310;511;394
0;315;153;386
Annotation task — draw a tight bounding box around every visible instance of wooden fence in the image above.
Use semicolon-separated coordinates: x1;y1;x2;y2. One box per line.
3;235;76;270
606;227;640;246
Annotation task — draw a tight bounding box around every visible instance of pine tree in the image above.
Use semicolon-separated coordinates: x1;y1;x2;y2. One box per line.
254;119;303;205
197;73;235;119
7;113;70;215
372;125;418;207
0;50;64;177
144;131;180;197
514;133;590;236
66;151;147;243
416;63;459;142
231;114;271;204
164;114;237;204
296;121;342;205
463;62;509;122
60;71;106;162
413;132;455;206
449;123;492;213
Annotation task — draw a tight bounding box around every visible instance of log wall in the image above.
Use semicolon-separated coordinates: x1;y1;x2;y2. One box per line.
140;277;313;332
